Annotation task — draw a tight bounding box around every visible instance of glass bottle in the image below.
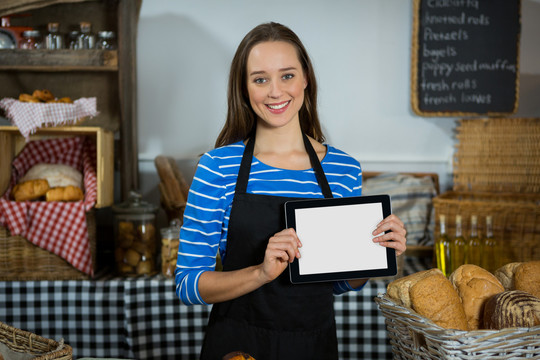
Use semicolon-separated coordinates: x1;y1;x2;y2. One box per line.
451;215;467;271
77;22;95;49
435;214;452;277
96;31;117;50
67;30;79;49
19;30;42;49
482;215;497;272
467;215;482;266
45;22;64;49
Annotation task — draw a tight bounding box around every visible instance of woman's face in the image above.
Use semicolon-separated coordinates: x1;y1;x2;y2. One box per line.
246;41;307;131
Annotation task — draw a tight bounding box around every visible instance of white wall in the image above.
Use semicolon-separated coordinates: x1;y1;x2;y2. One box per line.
136;0;540;202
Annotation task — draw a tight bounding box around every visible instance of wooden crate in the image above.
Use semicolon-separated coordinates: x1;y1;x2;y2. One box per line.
0;125;114;208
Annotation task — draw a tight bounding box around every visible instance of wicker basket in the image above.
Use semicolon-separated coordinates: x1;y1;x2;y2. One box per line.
453;118;540;193
0;321;72;359
433;191;540;264
0;211;96;281
374;294;540;359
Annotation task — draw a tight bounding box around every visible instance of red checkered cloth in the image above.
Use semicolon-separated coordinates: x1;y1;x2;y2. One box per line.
0;137;97;276
0;97;98;140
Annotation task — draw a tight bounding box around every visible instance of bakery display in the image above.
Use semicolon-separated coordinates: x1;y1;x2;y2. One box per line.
483;290;540;330
387;268;469;330
11;179;50;201
449;264;505;330
17;89;73;104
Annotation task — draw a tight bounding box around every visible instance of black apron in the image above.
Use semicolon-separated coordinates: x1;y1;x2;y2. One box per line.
200;134;338;360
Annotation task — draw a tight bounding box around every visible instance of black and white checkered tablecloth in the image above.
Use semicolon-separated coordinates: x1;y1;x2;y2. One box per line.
0;257;431;360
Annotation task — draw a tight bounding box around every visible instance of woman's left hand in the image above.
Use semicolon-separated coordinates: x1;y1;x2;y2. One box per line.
372;214;407;256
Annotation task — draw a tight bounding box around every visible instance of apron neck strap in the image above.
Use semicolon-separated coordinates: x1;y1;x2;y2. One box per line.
236;133;333;198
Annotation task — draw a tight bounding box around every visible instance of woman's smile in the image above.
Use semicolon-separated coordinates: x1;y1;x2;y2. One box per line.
266;100;291;113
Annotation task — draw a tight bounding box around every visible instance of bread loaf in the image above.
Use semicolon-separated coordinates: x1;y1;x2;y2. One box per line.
223;351;255;360
514;261;540;299
483;290;540;330
494;262;521;291
11;179;50;201
387;268;468;330
21;163;83;189
450;264;504;330
387;268;443;308
410;273;469;330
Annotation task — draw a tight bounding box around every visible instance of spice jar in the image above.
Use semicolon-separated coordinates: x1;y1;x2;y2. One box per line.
160;219;182;277
112;191;158;276
45;22;64;49
96;31;117;50
19;30;42;49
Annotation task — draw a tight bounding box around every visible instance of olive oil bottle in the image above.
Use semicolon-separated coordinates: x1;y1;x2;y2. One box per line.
467;215;482;266
435;215;452;277
451;215;467;271
481;215;497;272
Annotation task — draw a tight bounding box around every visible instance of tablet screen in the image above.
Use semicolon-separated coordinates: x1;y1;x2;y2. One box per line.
285;195;396;283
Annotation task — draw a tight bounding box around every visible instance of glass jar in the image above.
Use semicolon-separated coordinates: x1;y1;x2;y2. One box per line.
96;31;117;50
45;22;64;49
67;30;79;49
160;219;182;277
19;30;42;49
112;191;159;276
77;21;95;49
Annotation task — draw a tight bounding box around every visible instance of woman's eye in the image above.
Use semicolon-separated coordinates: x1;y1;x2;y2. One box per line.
254;78;266;84
282;74;294;80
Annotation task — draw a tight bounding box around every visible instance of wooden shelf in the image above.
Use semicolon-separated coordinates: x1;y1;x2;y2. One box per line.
0;49;118;71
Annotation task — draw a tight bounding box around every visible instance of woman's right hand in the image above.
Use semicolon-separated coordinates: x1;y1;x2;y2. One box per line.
259;228;302;283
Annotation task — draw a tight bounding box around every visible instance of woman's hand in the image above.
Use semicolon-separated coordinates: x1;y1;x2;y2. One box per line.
372;214;407;256
259;228;302;283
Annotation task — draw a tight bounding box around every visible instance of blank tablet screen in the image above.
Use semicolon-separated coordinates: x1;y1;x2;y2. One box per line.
285;195;397;283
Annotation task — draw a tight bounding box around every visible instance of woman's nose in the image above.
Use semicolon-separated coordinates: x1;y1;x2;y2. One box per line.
267;81;283;98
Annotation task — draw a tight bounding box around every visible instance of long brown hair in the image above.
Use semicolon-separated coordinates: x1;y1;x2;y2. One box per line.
214;22;324;148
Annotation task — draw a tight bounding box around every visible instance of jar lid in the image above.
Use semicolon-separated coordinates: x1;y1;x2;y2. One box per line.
160;218;182;237
22;30;41;37
47;22;59;32
112;191;158;214
97;31;116;39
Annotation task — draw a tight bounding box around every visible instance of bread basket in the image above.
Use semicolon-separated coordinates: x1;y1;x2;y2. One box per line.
374;293;540;359
0;321;73;359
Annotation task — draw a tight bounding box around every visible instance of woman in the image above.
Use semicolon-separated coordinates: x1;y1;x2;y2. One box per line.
175;22;407;360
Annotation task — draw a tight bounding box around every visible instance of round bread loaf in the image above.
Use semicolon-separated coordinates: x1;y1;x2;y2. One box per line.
450;264;505;330
494;262;522;291
21;163;83;189
223;351;256;360
483;290;540;330
514;261;540;299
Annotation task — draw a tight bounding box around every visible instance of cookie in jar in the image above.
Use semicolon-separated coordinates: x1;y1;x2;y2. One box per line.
112;191;158;276
160;219;182;277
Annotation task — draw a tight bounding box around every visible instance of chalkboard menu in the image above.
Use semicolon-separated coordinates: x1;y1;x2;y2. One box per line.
411;0;521;116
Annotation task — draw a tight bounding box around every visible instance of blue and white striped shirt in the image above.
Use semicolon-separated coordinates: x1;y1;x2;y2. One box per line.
175;141;365;305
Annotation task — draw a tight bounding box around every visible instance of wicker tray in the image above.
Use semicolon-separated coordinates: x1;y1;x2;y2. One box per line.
433;191;540;264
0;211;96;281
375;294;540;359
0;321;72;359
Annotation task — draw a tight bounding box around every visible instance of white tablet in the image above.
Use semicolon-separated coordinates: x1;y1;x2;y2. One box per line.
284;195;397;284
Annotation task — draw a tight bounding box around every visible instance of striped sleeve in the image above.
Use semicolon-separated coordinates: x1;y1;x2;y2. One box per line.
174;151;230;305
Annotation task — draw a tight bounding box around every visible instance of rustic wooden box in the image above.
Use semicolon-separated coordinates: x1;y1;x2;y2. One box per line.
0;125;114;208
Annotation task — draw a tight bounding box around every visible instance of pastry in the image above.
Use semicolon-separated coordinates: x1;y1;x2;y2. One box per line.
483;290;540;330
223;351;256;360
18;93;39;102
11;179;50;201
32;89;55;102
45;186;84;202
449;264;504;330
